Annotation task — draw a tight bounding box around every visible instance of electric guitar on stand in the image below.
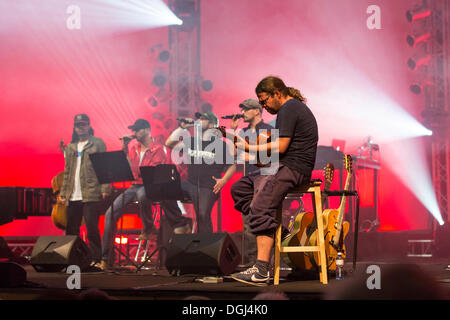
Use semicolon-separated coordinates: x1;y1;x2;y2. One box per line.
308;155;352;271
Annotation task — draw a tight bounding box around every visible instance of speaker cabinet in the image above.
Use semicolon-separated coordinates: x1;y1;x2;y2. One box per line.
0;237;14;259
30;236;92;272
165;233;240;275
0;261;27;287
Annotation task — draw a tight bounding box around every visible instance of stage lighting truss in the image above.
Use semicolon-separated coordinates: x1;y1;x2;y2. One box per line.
168;0;208;120
405;0;449;228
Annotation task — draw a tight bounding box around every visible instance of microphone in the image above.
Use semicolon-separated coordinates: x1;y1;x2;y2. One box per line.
221;114;243;120
177;118;194;124
119;135;136;141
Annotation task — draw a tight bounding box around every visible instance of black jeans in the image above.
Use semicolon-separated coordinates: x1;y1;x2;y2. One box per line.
181;180;218;233
66;201;102;263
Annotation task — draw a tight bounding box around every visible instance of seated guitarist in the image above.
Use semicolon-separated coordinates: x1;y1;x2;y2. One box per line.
230;76;318;286
229;99;273;266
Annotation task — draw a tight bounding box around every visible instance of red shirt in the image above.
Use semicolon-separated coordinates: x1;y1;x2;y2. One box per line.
128;141;166;184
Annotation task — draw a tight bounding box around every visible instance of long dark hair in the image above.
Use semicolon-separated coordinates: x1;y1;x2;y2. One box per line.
255;76;307;102
71;127;94;143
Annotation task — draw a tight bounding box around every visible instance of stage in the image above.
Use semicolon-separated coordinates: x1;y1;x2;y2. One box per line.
1;260;450;301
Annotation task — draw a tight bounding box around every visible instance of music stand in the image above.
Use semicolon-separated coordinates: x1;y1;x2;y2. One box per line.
89;151;135;269
137;164;185;271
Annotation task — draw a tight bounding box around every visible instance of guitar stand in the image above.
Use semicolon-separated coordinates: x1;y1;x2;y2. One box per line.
323;190;360;272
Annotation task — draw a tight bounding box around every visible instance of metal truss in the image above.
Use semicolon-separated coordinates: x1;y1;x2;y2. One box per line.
168;0;201;120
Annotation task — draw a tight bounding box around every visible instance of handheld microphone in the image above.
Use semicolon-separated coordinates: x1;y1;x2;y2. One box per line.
177;118;194;124
221;114;244;120
119;135;136;141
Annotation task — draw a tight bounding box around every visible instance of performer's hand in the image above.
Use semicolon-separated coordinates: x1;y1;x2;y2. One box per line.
180;118;194;129
58;195;66;203
212;176;226;195
230;115;241;131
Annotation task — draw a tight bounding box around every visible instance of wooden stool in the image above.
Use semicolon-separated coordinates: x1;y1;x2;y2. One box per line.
273;179;328;285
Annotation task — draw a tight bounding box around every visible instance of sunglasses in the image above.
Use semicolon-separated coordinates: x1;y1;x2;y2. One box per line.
258;95;271;106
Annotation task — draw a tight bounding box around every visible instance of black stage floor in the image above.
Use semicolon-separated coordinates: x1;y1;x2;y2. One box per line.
2;259;450;301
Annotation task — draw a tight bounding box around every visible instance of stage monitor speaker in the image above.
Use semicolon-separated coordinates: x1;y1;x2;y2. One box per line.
0;261;27;287
30;236;92;272
0;187;17;225
165;232;240;276
0;236;14;259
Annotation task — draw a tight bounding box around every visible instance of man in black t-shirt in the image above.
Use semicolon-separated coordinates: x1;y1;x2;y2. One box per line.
231;76;318;286
165;111;236;233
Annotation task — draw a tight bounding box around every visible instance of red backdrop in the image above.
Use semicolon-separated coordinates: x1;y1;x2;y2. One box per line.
0;0;433;237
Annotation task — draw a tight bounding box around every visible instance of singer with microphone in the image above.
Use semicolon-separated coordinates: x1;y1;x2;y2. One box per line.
100;119;192;270
228;99;274;267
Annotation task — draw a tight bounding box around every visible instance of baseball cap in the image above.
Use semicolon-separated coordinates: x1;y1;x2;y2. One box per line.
195;111;218;126
239;99;263;112
128;119;151;131
74;114;90;124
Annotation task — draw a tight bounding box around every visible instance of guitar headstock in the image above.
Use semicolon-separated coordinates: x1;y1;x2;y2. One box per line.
58;140;67;154
324;163;334;189
344;154;353;174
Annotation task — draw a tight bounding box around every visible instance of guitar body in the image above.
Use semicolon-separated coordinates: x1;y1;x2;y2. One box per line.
51;172;67;230
281;211;314;269
308;209;350;271
282;163;334;271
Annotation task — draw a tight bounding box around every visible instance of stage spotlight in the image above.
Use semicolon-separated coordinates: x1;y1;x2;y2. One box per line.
407;55;432;70
150;44;171;63
147;88;173;107
152;73;168;87
410;83;422;94
158;50;171;63
406;32;431;47
406;6;431;23
201;79;213;91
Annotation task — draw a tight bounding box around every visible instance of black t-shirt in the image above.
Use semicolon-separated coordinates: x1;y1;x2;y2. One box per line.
239;120;274;174
275;99;318;176
185;135;232;189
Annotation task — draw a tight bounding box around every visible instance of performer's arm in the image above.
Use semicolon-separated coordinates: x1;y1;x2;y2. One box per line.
236;136;291;154
165;127;186;149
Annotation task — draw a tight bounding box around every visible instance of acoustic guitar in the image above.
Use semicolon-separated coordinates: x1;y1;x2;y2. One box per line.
50;140;87;230
307;155;352;271
281;163;334;270
217;126;272;167
51;140;68;230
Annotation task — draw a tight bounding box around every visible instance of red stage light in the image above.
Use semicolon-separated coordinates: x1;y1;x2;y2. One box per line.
115;236;128;245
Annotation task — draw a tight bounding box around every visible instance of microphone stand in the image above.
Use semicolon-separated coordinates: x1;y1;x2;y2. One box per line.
194;121;202;234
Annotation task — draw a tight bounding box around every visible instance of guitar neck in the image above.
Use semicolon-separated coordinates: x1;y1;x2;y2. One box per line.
335;169;351;240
